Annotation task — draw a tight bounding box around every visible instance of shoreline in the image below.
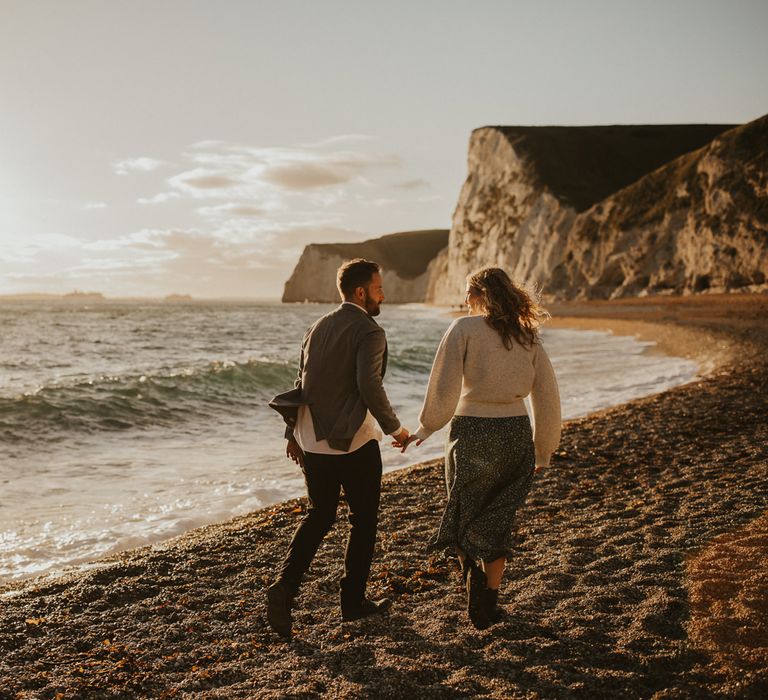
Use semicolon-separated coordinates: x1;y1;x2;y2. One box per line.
1;294;766;697
1;306;702;590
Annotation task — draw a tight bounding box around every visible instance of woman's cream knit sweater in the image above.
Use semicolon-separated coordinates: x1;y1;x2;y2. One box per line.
414;315;562;467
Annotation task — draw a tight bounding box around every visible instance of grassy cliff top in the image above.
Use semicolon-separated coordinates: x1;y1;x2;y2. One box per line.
478;123;736;211
310;229;449;279
581;114;768;231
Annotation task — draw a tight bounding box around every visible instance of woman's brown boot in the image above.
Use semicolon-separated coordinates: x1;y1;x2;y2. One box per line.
484;588;502;624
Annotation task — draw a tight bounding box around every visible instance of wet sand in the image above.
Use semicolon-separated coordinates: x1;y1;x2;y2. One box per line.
1;293;766;699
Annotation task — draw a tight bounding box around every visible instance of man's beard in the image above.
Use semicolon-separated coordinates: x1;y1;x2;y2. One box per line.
363;291;381;316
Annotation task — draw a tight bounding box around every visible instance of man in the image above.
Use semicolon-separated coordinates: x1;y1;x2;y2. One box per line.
267;258;410;639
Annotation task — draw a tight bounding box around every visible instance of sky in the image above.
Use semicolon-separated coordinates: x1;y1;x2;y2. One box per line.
1;0;766;299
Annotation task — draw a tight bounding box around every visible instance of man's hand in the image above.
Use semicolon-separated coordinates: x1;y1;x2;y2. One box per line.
286;438;305;468
391;427;409;447
391;427;422;453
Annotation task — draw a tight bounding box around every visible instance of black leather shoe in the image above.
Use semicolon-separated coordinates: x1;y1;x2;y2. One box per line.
341;597;392;622
467;562;491;630
266;581;293;639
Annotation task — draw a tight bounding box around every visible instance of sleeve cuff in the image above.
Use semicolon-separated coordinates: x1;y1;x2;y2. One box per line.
387;425;402;437
415;425;434;442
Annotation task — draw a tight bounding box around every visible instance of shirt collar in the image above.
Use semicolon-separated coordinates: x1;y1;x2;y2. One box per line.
341;301;369;316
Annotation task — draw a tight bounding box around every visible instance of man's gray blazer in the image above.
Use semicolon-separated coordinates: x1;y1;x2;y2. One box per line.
270;303;400;452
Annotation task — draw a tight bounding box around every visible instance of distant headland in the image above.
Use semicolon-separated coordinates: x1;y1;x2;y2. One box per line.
0;291;195;303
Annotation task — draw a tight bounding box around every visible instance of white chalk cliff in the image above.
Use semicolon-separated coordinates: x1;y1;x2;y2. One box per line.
283;117;767;305
427;117;768;303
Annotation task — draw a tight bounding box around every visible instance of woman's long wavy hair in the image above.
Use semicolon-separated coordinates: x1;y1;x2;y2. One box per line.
466;267;549;350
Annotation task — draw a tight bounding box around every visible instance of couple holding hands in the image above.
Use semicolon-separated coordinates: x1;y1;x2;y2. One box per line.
268;258;561;639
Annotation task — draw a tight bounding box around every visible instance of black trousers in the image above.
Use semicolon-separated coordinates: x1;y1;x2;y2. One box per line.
277;439;383;604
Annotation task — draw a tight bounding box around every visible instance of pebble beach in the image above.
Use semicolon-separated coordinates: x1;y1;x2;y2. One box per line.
1;293;766;699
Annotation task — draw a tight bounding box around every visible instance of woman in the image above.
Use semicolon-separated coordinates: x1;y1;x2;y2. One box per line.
399;267;561;629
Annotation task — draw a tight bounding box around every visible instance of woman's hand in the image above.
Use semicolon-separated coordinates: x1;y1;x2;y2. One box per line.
391;435;422;453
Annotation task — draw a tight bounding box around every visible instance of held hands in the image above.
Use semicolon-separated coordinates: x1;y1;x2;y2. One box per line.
286;430;421;462
391;427;422;453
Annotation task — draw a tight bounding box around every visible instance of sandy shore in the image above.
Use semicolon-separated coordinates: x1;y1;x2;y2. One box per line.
1;294;766;699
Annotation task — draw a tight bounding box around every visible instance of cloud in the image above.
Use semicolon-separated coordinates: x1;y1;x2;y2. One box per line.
7;233;83;258
174;171;243;190
393;178;430;190
195;203;265;218
83;202;107;209
132;141;406;218
261;163;351;190
158;168;249;202
83;136;437;296
0;233;143;291
270;224;364;251
92;226;364;296
303;134;376;148
154;142;401;200
137;192;181;205
83;229;167;251
367;198;399;208
259;151;401;191
0;222;375;298
113;157;167;175
188;140;232;150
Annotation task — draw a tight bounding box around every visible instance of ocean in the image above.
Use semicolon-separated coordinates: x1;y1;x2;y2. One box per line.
0;300;698;583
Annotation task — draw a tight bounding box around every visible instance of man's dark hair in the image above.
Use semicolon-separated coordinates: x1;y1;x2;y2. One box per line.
337;258;380;299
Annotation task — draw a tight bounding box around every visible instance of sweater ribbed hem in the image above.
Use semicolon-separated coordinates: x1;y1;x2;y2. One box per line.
455;399;528;418
415;402;530;444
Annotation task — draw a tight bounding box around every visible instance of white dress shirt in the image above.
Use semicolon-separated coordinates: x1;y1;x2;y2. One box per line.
295;404;383;455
